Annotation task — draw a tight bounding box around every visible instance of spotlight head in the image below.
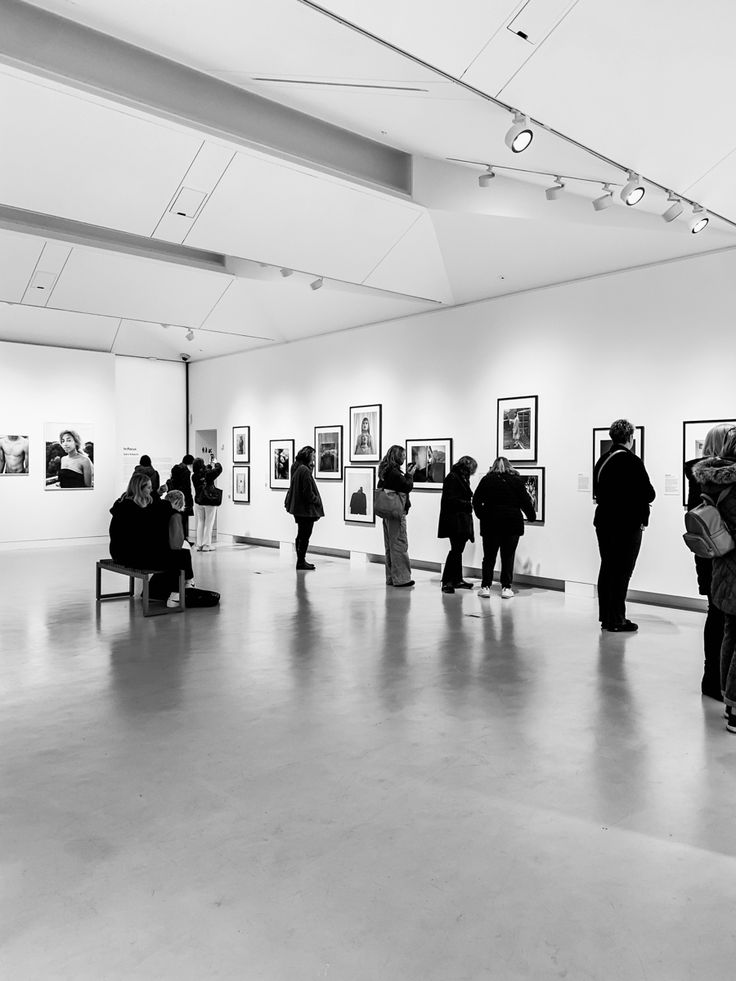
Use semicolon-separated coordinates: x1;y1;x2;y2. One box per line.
504;112;533;153
310;277;324;291
280;267;293;277
690;205;709;234
592;184;615;212
478;166;496;188
662;193;684;223
545;177;565;201
185;329;194;342
620;172;645;206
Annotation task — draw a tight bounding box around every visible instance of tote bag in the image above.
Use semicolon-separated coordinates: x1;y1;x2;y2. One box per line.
374;487;405;519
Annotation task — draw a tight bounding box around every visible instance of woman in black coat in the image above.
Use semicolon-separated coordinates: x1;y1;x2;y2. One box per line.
472;456;535;599
438;456;477;593
285;445;324;570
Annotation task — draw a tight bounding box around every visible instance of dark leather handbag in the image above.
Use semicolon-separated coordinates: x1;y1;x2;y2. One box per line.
203;483;223;506
374;487;406;519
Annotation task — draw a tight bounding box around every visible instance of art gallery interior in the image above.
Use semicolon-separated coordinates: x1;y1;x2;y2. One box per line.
2;1;736;977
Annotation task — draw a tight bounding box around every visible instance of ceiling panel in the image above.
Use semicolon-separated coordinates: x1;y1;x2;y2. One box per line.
48;248;231;327
112;319;272;362
0;229;45;303
363;212;453;302
185;151;421;284
0;68;202;235
0;304;118;352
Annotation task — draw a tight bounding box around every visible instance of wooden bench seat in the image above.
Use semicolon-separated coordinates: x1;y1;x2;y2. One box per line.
96;559;185;617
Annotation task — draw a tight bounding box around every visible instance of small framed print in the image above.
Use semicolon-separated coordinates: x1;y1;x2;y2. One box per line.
682;419;736;504
497;395;538;462
233;465;250;503
344;466;376;524
233;426;250;463
0;434;29;475
269;438;294;490
314;425;343;480
350;404;381;462
405;438;452;490
516;466;545;523
592;426;645;496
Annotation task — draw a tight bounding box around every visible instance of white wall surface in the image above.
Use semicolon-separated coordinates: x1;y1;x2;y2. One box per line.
0;342;185;544
190;249;736;601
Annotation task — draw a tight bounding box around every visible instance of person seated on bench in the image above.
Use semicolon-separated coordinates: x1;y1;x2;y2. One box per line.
165;489;195;585
109;472;194;607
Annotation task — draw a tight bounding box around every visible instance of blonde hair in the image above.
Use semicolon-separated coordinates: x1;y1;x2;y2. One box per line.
166;489;185;511
124;471;152;507
490;456;517;475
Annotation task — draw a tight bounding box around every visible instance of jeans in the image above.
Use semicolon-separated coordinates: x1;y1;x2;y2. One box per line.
442;532;469;586
295;517;315;562
194;504;217;548
382;515;412;585
481;531;520;588
596;525;642;626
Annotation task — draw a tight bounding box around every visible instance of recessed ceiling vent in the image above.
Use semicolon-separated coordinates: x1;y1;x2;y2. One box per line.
169;187;207;219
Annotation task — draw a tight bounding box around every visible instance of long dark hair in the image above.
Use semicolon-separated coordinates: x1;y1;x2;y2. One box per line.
453;455;477;478
378;444;405;480
295;445;315;466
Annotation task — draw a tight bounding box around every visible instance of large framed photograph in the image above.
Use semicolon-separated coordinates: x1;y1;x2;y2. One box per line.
516;466;545;523
269;438;294;490
405;438;453;490
0;434;29;474
314;425;343;480
592;426;645;497
232;426;250;464
497;395;538;462
45;423;94;489
349;404;381;462
233;465;250;503
683;419;736;504
343;466;376;524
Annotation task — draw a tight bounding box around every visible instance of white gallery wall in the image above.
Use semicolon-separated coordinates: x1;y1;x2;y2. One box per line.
0;341;185;545
190;247;736;603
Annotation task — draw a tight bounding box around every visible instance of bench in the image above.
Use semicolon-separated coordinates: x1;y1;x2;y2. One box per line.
96;560;185;617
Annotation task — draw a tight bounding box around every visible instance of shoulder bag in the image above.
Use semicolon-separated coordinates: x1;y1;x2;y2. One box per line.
374;487;406;519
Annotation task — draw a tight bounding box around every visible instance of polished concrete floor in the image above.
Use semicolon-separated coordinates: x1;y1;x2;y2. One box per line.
1;542;734;980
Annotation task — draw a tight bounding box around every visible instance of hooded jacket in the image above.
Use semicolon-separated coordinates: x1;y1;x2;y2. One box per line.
473;471;536;537
692;457;736;614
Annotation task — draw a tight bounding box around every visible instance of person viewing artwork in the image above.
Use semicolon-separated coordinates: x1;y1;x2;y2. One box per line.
284;445;324;570
0;434;29;474
473;456;536;598
169;454;194;540
192;456;223;551
376;444;415;588
45;426;94;489
134;454;163;496
438;456;478;594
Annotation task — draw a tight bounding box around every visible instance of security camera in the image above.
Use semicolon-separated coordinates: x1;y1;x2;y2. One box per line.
180;353;191;362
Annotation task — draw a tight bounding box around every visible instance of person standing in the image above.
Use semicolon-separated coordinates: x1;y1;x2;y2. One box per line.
169;454;195;540
692;428;736;727
134;454;162;495
192;456;223;551
438;456;478;594
593;418;656;632
473;456;536;598
377;444;415;588
285;446;324;570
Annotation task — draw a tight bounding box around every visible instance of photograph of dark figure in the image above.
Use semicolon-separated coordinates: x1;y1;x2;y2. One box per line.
314;426;342;479
274;449;289;480
349;485;367;515
343;466;375;524
0;434;29;474
319;440;337;472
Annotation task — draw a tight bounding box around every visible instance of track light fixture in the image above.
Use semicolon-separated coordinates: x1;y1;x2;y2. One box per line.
280;268;293;277
690;205;709;234
478;166;496;188
545;177;565;201
620;172;645;206
504;112;533;154
310;277;324;291
592;184;615;211
185;329;194;341
662;192;684;223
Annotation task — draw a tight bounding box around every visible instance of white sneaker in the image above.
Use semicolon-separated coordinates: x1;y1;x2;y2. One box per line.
167;592;181;608
501;587;514;599
185;578;195;588
478;586;491;598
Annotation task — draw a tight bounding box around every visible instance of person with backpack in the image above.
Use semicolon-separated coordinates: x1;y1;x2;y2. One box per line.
593;418;656;632
684;424;736;701
692;427;736;727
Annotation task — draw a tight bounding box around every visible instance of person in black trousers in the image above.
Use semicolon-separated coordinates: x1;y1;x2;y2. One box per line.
473;456;536;598
593;418;656;632
285;446;324;570
169;454;194;540
438;456;477;594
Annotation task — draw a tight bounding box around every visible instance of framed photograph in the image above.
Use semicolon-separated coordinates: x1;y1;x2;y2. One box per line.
516;466;545;523
497;395;538;462
269;438;294;490
232;426;250;463
0;434;29;474
349;404;381;462
682;419;736;504
592;426;645;496
314;425;343;480
45;423;94;489
343;466;376;524
233;465;250;503
405;438;453;490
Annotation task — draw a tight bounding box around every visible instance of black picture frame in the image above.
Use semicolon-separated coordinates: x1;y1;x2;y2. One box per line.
343;466;376;524
232;426;250;464
497;395;538;462
349;404;382;462
314;425;343;480
233;465;250;503
405;438;453;490
516;466;545;523
269;439;294;490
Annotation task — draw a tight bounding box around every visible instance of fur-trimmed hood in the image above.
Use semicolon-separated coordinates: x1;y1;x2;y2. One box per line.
692;457;736;486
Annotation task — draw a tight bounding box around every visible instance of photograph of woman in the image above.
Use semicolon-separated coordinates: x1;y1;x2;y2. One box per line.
45;425;94;489
350;404;381;462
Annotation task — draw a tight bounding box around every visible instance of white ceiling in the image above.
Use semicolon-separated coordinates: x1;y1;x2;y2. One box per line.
0;0;734;362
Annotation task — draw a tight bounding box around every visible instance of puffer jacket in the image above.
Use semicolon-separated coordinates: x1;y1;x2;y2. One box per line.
692;457;736;614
